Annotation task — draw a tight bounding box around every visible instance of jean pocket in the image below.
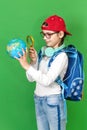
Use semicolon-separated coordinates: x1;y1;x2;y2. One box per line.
47;95;60;106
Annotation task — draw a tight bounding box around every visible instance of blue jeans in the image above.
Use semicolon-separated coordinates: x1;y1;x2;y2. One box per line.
34;94;66;130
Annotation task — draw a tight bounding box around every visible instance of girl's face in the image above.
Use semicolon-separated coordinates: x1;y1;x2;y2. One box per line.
41;30;64;48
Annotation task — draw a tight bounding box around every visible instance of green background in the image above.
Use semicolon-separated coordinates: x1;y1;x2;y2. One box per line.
0;0;87;130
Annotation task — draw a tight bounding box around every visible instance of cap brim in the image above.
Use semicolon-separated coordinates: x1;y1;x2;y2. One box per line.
65;31;72;36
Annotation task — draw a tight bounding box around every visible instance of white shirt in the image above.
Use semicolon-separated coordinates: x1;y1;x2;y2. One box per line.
26;52;68;96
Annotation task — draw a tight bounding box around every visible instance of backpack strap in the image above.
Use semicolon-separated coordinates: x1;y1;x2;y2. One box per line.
55;76;68;99
48;47;67;99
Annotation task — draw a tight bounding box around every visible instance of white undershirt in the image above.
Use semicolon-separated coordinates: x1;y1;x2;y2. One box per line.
26;52;68;96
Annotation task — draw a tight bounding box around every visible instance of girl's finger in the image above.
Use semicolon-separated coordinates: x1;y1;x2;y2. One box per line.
22;48;26;55
14;56;19;60
17;52;22;57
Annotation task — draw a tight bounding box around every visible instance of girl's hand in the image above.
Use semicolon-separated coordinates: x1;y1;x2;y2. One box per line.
28;47;37;64
15;49;30;71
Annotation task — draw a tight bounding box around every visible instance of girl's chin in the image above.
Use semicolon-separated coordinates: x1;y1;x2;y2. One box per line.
47;44;53;47
46;43;51;47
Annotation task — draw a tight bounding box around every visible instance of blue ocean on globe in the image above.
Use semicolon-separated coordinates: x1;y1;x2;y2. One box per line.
7;39;27;58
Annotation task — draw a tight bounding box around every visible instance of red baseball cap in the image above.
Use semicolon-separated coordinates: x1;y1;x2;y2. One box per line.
41;15;72;35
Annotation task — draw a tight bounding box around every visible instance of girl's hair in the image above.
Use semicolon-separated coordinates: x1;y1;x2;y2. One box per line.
59;33;67;46
61;33;67;44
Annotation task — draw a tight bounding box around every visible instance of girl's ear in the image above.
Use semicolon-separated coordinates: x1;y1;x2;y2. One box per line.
59;31;65;38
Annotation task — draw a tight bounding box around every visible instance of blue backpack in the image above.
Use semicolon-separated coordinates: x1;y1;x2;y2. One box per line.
38;45;84;101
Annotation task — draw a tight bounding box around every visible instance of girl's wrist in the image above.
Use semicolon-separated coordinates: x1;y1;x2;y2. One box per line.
30;58;37;65
25;63;31;71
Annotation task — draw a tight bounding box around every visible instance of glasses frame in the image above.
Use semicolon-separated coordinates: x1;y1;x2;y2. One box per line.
40;31;59;39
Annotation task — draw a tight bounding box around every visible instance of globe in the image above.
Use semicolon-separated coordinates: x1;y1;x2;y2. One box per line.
7;39;27;58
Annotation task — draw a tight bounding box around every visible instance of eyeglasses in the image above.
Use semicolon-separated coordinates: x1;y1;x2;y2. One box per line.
40;31;59;39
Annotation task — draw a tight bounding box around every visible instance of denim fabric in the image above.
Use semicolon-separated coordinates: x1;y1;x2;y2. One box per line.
34;94;66;130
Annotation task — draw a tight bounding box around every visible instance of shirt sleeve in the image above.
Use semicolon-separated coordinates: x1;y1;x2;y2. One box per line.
26;59;38;82
26;52;68;86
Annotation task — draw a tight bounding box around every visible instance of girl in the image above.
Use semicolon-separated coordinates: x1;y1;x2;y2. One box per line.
16;15;71;130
